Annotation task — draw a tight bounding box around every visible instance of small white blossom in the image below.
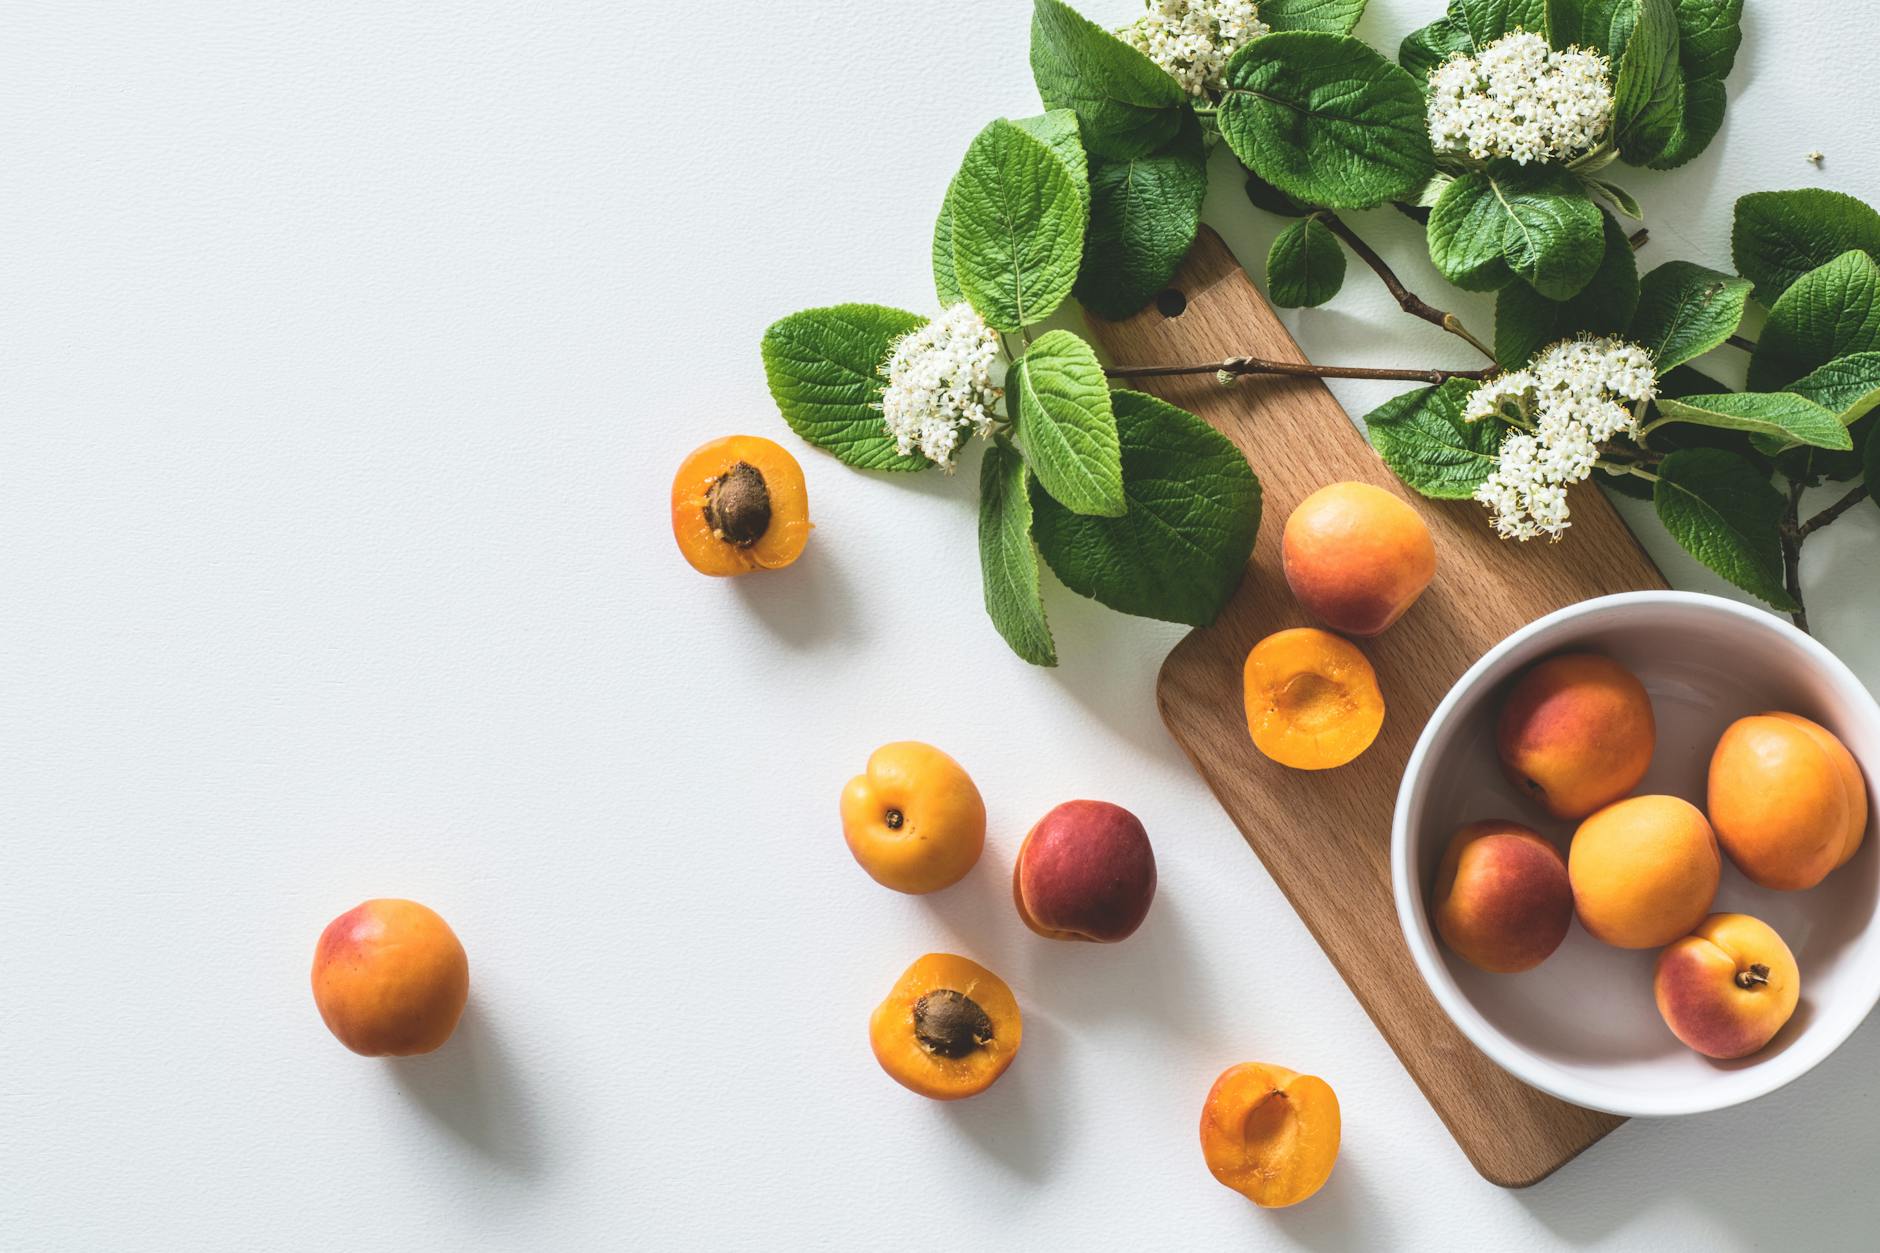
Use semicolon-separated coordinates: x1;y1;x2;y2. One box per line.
1120;0;1269;98
1427;31;1614;165
1465;336;1657;540
878;303;1003;469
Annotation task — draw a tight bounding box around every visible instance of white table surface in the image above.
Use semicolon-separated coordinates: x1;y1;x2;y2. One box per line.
7;2;1880;1249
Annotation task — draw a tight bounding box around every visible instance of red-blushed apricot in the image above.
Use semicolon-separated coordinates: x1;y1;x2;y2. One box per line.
839;742;985;894
1710;714;1860;890
1281;481;1436;637
1432;820;1572;973
869;953;1020;1100
671;435;810;576
1655;913;1800;1060
311;899;468;1056
1497;652;1654;821
1200;1063;1340;1208
1568;796;1720;949
1766;713;1869;868
1012;800;1156;943
1242;628;1385;770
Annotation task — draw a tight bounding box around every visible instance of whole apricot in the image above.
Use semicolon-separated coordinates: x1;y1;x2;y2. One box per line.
1282;481;1436;637
1497;653;1654;820
671;435;810;576
1767;713;1869;868
840;742;985;894
1012;800;1156;943
311;899;469;1056
1655;913;1800;1060
1432;820;1572;974
1709;713;1861;890
1568;795;1720;950
1200;1063;1340;1208
869;953;1021;1100
1242;627;1385;770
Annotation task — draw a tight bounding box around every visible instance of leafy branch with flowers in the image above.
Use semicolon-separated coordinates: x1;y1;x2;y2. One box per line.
761;0;1877;664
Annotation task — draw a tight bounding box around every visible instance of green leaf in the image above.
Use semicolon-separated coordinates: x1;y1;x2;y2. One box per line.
1013;110;1090;209
1074;123;1209;321
1613;0;1684;167
1364;379;1505;498
1218;32;1434;211
1010;330;1124;516
1628;260;1752;371
1733;189;1880;305
1399;14;1473;80
1260;0;1371;34
932;196;963;307
1749;250;1880;391
1653;447;1796;609
978;441;1057;667
1496;210;1639;368
760;304;931;471
1244;169;1317;217
1649;0;1744;169
1587;177;1643;221
1267;216;1347;308
1651;393;1852;451
1785;352;1880;426
1402;0;1547;78
946;118;1088;333
1032;390;1261;626
1428;162;1605;298
1030;0;1190;161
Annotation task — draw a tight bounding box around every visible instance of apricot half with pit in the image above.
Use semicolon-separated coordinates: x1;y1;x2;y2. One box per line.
1012;800;1157;943
840;741;985;894
1200;1063;1340;1208
1654;913;1800;1060
869;953;1021;1100
1496;652;1654;821
1242;627;1385;770
1708;713;1866;891
671;435;809;576
311;899;469;1056
1282;481;1436;637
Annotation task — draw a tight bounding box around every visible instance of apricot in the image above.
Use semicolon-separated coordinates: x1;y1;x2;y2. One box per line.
1199;1063;1340;1208
1281;481;1436;637
869;953;1021;1100
1432;820;1572;973
1012;800;1156;943
840;742;985;894
311;899;469;1056
1497;653;1654;820
1242;627;1385;770
670;435;810;576
1655;913;1800;1060
1568;795;1720;949
1710;713;1863;890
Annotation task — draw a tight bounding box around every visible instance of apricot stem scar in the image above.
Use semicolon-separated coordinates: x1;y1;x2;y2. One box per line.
1737;963;1771;990
883;808;904;831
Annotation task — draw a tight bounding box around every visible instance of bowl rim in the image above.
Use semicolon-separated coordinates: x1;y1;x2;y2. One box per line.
1391;589;1880;1117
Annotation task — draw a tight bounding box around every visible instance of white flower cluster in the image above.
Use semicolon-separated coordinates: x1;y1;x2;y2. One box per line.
1465;337;1657;541
1120;0;1268;97
879;303;1003;469
1427;30;1614;165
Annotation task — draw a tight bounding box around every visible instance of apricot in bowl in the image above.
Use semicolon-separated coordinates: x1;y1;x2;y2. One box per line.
1708;712;1868;891
1242;627;1385;770
869;953;1021;1100
1012;800;1156;943
1496;652;1655;821
1432;820;1572;973
312;899;469;1056
1655;913;1801;1060
840;741;985;894
1568;795;1720;951
671;435;809;576
1199;1063;1340;1208
1281;481;1436;637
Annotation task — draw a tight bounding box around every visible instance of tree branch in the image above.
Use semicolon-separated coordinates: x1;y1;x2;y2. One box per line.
1780;479;1809;633
1103;356;1499;385
1318;214;1498;363
1629;228;1650;250
1798;484;1872;539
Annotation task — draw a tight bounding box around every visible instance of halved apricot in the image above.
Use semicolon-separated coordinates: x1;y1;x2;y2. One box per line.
1200;1063;1341;1207
671;435;810;576
869;953;1020;1100
1242;627;1385;769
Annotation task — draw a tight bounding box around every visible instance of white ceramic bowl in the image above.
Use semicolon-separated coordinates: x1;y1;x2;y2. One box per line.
1393;591;1880;1117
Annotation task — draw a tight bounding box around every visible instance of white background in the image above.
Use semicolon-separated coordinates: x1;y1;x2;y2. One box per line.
6;1;1880;1249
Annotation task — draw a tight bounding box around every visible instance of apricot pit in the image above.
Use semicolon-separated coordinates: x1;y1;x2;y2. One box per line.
870;953;1020;1100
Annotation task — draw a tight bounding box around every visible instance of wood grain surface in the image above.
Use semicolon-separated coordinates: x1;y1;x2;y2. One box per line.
1082;227;1669;1188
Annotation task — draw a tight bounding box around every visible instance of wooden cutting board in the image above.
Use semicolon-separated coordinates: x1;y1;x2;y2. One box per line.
1082;227;1668;1188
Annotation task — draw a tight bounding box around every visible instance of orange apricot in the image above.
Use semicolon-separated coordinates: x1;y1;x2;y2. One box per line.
1709;714;1853;891
1765;712;1868;869
311;899;469;1056
1496;653;1655;821
1282;481;1436;637
840;742;986;894
1432;820;1573;974
869;953;1021;1100
1655;913;1800;1060
1243;627;1385;770
1568;796;1720;949
670;435;810;576
1200;1063;1341;1208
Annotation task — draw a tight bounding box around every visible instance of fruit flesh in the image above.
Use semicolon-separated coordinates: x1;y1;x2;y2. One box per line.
869;953;1021;1100
1199;1063;1340;1208
1242;628;1385;770
670;435;810;576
